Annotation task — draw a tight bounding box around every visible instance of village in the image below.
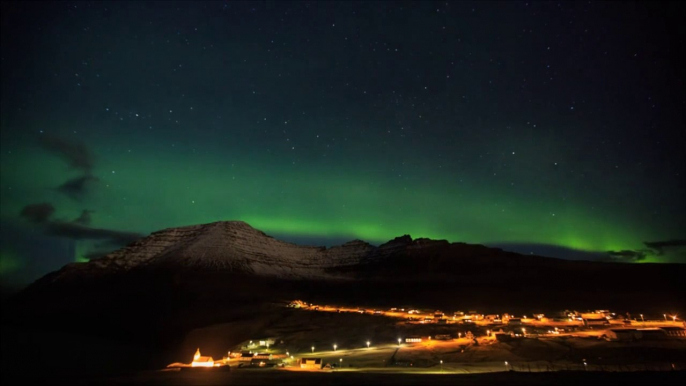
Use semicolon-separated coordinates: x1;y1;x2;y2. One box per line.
166;300;686;374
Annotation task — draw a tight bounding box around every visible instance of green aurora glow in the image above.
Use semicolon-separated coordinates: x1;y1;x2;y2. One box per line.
1;1;685;287
0;138;668;262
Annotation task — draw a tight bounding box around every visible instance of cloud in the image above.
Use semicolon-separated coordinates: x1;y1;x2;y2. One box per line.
19;203;55;223
604;249;648;263
644;239;686;255
487;242;608;261
604;239;686;263
73;210;94;226
57;175;99;200
38;136;100;199
20;202;143;247
39;136;95;173
45;222;142;245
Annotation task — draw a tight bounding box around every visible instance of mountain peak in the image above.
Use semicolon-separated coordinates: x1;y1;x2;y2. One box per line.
29;221;554;289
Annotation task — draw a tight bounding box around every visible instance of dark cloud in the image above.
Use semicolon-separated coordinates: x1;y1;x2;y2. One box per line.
57;175;99;200
486;243;608;261
644;239;686;254
45;222;142;245
604;240;686;264
604;249;648;263
19;203;55;223
38;136;100;200
19;202;142;248
39;136;94;173
73;210;94;226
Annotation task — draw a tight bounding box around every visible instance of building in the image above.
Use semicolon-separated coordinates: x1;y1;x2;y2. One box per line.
435;334;451;340
508;318;522;325
300;358;322;369
602;329;641;341
192;348;215;367
405;336;423;343
583;317;610;327
287;300;306;308
661;327;686;338
637;328;668;340
250;358;280;367
243;338;276;350
237;353;254;362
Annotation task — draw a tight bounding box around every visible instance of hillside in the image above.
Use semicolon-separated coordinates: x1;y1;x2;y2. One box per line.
4;221;685;348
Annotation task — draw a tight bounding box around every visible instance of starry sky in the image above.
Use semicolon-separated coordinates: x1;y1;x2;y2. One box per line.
1;1;685;288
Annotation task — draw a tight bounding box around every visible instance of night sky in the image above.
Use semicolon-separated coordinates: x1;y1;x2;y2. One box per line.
1;1;685;288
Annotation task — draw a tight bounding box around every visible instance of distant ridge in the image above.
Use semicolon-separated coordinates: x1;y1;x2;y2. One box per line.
31;220;563;287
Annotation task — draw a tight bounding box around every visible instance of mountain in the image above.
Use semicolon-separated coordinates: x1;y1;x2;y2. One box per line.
2;220;685;383
32;221;414;287
6;220;686;343
17;220;686;306
29;220;574;288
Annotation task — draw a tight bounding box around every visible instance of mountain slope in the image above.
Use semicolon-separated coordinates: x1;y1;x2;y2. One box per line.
4;220;685;362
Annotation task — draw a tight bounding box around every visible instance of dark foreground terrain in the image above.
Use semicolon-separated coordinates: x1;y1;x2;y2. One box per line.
5;368;686;386
2;222;684;385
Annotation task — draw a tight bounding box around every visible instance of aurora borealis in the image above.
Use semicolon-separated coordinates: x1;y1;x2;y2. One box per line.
1;1;685;288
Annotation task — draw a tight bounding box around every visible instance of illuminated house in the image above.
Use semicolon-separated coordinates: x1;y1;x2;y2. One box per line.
192;348;215;367
300;358;322;369
661;327;686;337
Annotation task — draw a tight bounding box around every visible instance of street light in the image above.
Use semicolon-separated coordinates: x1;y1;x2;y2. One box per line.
440;359;443;372
366;341;371;348
333;344;337;351
504;361;509;370
398;338;402;346
673;315;677;322
664;314;667;321
311;346;315;353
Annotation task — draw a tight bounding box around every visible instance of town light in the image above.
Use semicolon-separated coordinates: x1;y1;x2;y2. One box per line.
311;346;315;353
366;341;371;348
333;344;337;351
673;315;677;322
